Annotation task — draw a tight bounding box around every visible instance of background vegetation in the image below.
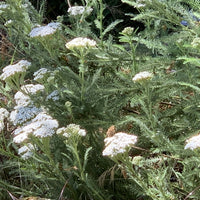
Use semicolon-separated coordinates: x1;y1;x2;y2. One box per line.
1;0;200;199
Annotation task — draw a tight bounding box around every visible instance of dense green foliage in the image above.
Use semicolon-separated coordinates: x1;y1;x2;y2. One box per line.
1;0;200;199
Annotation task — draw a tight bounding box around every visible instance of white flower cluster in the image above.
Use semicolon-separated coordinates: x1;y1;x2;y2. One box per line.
0;108;9;132
33;68;50;82
10;106;42;125
46;90;60;101
57;124;86;138
185;134;200;150
65;37;96;50
132;71;153;83
102;132;137;158
0;2;8;9
0;60;31;81
14;84;44;108
29;22;61;38
13;112;59;144
18;143;35;159
21;84;45;95
122;27;134;35
10;84;44;125
68;6;93;16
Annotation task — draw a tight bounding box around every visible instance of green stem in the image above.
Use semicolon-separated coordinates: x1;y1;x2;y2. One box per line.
98;0;104;46
145;83;155;132
129;40;138;74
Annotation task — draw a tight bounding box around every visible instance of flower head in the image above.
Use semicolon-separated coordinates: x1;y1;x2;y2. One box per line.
29;22;61;38
132;71;153;83
13;112;59;144
10;106;42;125
0;108;9;132
0;60;31;82
33;68;50;82
57;124;86;138
68;6;93;16
185;134;200;150
122;27;134;36
65;37;96;50
102;132;137;158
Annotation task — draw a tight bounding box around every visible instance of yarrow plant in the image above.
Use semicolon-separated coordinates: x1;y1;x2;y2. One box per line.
0;60;31;89
103;132;137;158
13;111;59;144
67;6;93;16
184;134;200;150
65;37;97;50
57;123;87;138
0;108;9;132
29;22;61;37
132;71;153;83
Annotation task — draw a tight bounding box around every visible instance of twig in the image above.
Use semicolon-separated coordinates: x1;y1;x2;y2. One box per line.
58;179;69;200
184;185;200;200
66;0;71;8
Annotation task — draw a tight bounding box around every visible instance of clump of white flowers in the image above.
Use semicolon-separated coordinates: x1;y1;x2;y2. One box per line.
33;68;51;82
0;2;8;9
0;108;9;132
10;84;44;125
57;124;86;138
68;6;93;16
10;106;42;125
102;132;138;158
121;27;134;36
132;71;153;83
13;112;59;144
29;22;61;38
14;84;44;108
0;60;31;82
184;134;200;150
65;37;96;50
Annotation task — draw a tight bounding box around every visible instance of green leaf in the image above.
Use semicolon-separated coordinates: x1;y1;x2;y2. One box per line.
83;147;92;172
94;19;101;30
102;19;123;37
177;82;200;92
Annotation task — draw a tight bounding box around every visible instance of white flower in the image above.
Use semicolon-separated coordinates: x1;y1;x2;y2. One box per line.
0;108;9;132
0;108;9;121
132;71;153;83
13;112;59;143
21;84;45;94
10;106;42;125
14;84;44;108
46;90;60;101
185;134;200;150
18;143;34;159
122;27;134;35
56;124;86;138
102;132;137;158
13;130;29;144
4;20;13;26
0;60;31;81
33;68;50;82
65;37;96;50
14;91;32;108
29;22;61;37
0;3;8;9
68;6;93;16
